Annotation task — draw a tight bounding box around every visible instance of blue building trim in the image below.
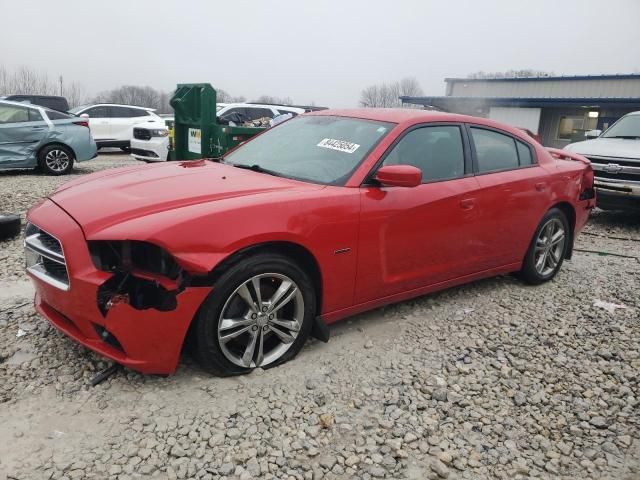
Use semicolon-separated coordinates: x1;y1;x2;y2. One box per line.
400;96;640;109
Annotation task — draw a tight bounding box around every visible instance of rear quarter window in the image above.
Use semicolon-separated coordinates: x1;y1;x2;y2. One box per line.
44;109;71;120
516;140;534;165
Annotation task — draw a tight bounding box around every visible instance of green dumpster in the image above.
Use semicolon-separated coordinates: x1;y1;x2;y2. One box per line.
169;83;267;161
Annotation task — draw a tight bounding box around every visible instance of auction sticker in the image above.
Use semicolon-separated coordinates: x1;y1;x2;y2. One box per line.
317;138;360;154
188;128;202;154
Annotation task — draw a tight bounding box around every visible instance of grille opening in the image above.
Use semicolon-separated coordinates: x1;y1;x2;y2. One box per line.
24;223;69;290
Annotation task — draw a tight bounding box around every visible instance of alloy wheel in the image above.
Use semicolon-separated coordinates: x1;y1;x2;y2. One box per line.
45;149;70;172
534;218;566;277
217;273;304;368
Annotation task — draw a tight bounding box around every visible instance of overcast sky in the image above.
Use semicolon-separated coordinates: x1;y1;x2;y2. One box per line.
2;0;639;107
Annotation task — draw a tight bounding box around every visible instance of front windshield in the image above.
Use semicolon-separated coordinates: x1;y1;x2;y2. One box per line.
224;115;394;185
601;114;640;138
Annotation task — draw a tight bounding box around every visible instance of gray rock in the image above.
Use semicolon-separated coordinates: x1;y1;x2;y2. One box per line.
513;392;527;406
589;416;609;429
319;455;337;470
432;388;448;402
430;460;450;478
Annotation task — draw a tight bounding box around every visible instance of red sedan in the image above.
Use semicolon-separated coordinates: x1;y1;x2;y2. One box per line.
25;109;595;375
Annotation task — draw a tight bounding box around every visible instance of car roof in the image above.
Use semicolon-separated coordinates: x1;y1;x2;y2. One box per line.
220;103;304;112
79;103;156;111
313;107;527;128
0;99;43;109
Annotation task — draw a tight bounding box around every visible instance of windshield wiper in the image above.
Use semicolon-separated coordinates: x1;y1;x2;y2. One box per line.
230;163;282;177
607;135;640;139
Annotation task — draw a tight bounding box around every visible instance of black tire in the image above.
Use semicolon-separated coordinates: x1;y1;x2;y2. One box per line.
0;214;21;241
38;144;74;175
519;208;570;285
193;253;316;376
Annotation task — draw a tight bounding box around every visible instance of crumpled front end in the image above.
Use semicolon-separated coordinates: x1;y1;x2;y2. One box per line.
25;199;211;374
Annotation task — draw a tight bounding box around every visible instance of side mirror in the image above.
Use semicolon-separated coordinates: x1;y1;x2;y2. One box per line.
374;165;422;188
585;129;601;139
80;113;89;119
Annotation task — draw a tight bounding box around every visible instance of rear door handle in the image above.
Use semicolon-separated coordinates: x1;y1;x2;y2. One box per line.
460;198;475;210
535;182;546;192
31;126;45;130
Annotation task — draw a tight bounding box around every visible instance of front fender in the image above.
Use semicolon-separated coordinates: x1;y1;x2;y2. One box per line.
86;187;362;314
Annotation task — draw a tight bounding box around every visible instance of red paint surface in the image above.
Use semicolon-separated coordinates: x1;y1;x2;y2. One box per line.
27;110;594;374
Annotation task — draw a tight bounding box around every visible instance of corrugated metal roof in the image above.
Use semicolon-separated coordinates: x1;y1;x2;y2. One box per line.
445;74;640;83
399;96;640;108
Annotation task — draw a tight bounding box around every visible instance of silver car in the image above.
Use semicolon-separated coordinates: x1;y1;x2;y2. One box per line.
0;100;97;175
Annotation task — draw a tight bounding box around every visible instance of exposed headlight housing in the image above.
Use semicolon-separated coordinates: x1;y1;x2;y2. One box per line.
89;240;181;279
150;129;169;137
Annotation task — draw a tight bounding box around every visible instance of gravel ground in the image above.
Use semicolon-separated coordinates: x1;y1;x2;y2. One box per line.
0;154;638;480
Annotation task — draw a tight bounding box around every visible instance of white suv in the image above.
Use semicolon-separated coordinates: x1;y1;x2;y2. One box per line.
217;103;305;125
131;117;172;162
68;104;165;151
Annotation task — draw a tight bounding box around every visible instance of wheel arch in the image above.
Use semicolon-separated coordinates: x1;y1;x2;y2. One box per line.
195;241;324;316
550;201;576;259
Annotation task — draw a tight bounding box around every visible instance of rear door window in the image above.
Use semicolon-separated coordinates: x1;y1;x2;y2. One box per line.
84;106;110;118
108;106;133;118
128;108;149;117
29;109;44;122
470;127;520;173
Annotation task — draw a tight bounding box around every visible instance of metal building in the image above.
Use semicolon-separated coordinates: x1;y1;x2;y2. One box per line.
400;74;640;148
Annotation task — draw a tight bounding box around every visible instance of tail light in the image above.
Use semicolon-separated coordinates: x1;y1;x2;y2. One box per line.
73;120;89;128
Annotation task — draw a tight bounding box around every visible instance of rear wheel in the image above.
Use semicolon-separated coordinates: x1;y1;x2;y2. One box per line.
38;145;74;175
519;208;570;284
193;253;315;376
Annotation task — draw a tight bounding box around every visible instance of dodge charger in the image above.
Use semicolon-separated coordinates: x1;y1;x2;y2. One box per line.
25;109;595;375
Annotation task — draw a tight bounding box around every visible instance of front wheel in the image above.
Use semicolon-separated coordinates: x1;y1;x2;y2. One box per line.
193;253;316;376
38;145;74;175
519;208;570;285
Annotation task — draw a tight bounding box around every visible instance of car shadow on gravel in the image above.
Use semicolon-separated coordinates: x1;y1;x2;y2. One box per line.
588;209;640;228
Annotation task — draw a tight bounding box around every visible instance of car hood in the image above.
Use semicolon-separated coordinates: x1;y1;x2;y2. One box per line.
565;138;640;160
133;118;169;130
49;161;321;235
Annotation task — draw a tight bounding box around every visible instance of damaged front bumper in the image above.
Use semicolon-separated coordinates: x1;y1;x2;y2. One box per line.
26;199;211;374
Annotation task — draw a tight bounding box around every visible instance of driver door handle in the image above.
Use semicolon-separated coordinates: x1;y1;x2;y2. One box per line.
460;198;475;210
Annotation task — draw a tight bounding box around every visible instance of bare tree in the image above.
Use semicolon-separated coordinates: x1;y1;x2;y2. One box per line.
63;82;88;108
359;77;424;108
209;88;246;104
253;95;293;105
0;65;58;95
